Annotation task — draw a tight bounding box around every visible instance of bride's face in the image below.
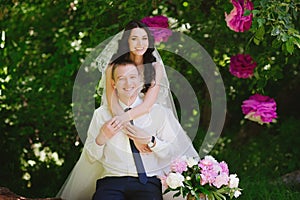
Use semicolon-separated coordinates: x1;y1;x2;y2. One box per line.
128;28;149;56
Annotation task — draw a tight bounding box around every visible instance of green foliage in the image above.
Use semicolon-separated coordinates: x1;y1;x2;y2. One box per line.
0;0;299;198
251;0;300;54
210;117;300;199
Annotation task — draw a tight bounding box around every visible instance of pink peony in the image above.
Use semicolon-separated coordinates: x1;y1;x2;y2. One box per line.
229;54;257;78
200;171;215;186
199;158;214;171
242;94;277;124
213;173;230;188
171;157;188;173
141;15;172;43
225;0;254;32
219;161;229;175
199;157;230;187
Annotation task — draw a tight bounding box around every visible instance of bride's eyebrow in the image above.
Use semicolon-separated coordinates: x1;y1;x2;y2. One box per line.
130;35;148;38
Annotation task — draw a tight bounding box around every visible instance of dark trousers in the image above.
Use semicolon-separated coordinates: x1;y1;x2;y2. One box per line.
93;176;163;200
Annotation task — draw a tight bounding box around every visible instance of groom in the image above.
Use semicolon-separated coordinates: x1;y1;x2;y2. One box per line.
85;61;197;200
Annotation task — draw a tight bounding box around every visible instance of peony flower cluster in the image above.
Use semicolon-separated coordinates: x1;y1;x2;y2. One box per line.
242;94;277;124
199;156;230;188
225;0;254;32
141;15;172;43
171;156;188;173
229;54;257;78
161;155;242;199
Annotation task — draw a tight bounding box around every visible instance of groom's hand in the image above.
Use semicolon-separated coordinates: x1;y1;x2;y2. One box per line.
96;117;123;145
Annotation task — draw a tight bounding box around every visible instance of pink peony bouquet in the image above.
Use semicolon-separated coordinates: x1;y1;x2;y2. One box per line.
225;0;254;32
141;15;172;43
229;54;257;78
241;94;277;124
161;155;242;199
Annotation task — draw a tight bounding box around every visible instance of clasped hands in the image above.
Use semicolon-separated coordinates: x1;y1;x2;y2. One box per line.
96;116;152;153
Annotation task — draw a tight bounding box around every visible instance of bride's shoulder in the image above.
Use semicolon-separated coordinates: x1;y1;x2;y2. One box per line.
93;105;111;119
153;61;162;67
152;62;163;72
151;104;169;116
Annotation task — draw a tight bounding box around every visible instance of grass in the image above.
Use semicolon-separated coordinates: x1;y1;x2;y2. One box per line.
238;178;300;200
194;117;300;199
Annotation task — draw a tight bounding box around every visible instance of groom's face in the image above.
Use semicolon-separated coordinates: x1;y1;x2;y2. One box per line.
112;64;141;100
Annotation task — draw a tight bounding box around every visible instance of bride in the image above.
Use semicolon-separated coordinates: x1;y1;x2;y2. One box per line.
57;20;198;200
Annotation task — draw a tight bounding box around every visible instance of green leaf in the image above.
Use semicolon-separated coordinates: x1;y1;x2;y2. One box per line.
272;39;282;49
287;28;298;35
252;9;260;16
293;37;300;49
286;37;294;54
213;191;227;200
253;26;265;45
271;27;280;36
253;37;260;45
244;9;251;16
256;18;266;27
173;191;181;197
257;79;267;89
281;33;289;42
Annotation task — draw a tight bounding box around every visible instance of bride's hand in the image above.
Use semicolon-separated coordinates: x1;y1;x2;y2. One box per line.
114;112;131;125
133;142;152;154
124;124;152;153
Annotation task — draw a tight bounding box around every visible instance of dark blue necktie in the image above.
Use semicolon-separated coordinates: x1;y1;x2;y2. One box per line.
124;107;148;184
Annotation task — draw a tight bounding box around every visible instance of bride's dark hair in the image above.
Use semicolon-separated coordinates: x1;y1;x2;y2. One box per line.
110;20;156;93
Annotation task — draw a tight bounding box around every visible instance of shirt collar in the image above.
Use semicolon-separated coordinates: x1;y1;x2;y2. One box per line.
118;96;143;110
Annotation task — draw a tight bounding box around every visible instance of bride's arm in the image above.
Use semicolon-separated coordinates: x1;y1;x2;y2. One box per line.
121;62;163;121
105;65;124;116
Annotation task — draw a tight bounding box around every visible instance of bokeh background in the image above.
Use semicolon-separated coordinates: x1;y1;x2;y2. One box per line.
1;0;299;199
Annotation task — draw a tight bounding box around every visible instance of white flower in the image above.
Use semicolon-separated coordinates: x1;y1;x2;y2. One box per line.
185;157;198;168
234;190;242;198
229;174;239;188
166;172;184;189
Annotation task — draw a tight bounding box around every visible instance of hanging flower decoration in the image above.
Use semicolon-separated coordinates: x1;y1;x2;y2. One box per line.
229;54;257;78
241;94;277;124
162;155;242;199
225;0;254;32
141;15;172;43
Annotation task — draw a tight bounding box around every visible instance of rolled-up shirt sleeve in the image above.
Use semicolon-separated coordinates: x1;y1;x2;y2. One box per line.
84;109;105;163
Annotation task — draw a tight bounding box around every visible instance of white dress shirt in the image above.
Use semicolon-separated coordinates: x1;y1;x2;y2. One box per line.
84;96;180;179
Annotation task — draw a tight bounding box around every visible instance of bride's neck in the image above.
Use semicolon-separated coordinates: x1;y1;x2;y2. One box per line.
130;54;143;65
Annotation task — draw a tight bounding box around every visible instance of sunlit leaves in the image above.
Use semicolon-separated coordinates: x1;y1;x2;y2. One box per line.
251;0;300;54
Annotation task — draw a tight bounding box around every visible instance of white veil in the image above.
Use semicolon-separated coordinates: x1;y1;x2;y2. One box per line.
57;29;197;200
